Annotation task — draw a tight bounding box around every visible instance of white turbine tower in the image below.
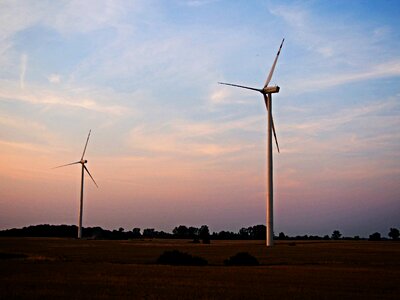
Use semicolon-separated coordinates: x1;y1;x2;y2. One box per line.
54;130;98;239
219;39;284;247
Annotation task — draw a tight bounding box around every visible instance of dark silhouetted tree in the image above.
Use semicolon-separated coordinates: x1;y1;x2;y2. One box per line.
172;225;200;240
212;230;237;240
131;228;141;238
249;225;266;240
278;232;287;240
188;227;199;239
331;230;342;240
143;228;155;238
173;225;189;238
369;232;381;241
239;228;250;239
199;225;210;244
388;228;399;240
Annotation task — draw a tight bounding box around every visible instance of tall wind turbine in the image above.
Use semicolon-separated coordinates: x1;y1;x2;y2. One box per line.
219;39;284;247
54;130;98;239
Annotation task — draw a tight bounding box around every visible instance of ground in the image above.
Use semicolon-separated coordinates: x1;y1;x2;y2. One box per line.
0;238;399;299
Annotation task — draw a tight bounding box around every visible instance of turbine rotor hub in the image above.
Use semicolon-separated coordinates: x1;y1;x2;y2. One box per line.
263;85;280;94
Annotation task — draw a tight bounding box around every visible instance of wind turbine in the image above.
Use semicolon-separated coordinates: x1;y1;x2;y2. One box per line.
219;38;284;247
54;130;98;239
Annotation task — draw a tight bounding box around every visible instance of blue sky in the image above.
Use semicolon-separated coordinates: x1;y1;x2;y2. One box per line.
0;0;399;237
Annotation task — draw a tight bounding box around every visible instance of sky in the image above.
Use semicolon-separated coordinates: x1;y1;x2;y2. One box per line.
0;0;399;237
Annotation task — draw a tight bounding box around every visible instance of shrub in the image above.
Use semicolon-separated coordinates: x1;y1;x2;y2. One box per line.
156;250;207;266
224;252;259;266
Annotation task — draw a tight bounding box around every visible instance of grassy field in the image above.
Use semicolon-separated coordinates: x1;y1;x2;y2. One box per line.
1;238;399;299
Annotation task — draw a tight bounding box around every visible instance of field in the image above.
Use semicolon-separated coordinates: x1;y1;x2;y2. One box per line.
1;238;399;299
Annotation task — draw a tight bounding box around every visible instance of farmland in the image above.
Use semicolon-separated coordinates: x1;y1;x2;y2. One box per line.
1;238;399;299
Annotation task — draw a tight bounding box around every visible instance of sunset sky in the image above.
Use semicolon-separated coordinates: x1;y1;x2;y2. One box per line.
1;0;399;237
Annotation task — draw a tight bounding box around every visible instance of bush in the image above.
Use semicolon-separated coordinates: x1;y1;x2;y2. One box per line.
224;252;259;266
156;250;207;266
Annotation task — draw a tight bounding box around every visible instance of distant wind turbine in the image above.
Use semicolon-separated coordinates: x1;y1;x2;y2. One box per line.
219;38;284;247
54;130;98;239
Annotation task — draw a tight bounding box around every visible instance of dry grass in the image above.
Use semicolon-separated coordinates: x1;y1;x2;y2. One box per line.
1;238;399;299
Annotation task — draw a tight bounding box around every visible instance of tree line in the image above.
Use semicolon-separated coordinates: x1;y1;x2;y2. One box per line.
0;224;398;241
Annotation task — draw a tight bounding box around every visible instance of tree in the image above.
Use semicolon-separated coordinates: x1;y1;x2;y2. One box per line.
249;225;266;240
239;228;249;239
188;227;199;239
143;228;155;238
369;232;381;241
278;232;287;240
199;225;210;244
331;230;342;240
173;225;189;238
388;228;399;240
131;228;141;238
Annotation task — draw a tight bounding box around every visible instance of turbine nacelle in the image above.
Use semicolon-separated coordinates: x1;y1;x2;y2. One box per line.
263;85;280;94
80;159;88;164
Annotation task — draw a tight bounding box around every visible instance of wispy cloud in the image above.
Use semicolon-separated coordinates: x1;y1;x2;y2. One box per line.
19;53;27;89
287;59;400;94
282;98;398;135
270;3;400;94
182;0;219;7
0;2;47;69
47;74;61;84
0;80;130;115
126;116;260;158
269;4;356;62
280;96;400;158
0;113;47;132
0;139;51;154
208;85;254;107
43;0;138;34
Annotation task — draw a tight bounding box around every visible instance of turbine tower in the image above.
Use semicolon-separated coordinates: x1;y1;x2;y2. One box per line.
54;130;98;239
219;39;284;246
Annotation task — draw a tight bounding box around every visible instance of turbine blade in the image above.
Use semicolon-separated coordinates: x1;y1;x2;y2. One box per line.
264;38;285;89
84;165;98;188
272;120;280;153
81;130;91;160
218;82;262;93
263;94;280;153
53;161;81;169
